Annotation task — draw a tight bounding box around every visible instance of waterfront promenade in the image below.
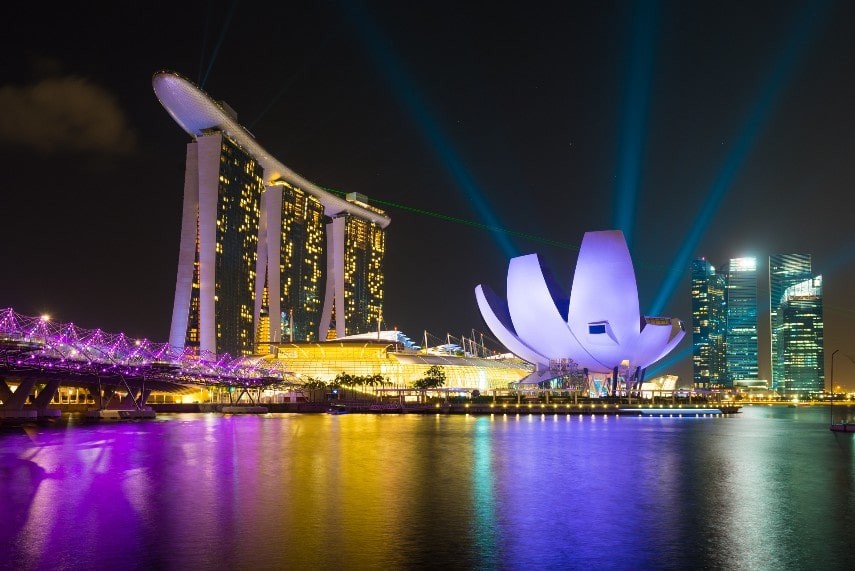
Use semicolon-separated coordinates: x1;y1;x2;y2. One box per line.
146;400;742;416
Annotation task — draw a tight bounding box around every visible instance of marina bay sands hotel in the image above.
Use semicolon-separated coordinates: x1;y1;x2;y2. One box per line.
153;71;390;357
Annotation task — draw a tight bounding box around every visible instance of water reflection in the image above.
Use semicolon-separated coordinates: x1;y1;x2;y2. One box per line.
472;417;498;568
0;407;853;570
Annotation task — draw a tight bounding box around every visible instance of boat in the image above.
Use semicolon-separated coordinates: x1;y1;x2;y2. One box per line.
327;404;349;415
828;350;852;433
830;422;855;433
619;407;726;416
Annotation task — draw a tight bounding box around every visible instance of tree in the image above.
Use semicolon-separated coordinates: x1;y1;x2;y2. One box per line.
332;372;353;400
413;365;446;400
366;374;388;401
301;377;327;402
423;365;446;388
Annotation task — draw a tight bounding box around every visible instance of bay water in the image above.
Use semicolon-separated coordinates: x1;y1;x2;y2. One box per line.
2;406;853;570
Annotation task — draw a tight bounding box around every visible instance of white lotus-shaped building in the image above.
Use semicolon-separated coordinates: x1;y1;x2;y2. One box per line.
475;230;684;392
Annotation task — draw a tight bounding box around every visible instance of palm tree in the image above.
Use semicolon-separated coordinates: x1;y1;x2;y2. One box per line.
353;374;368;401
362;374;379;401
301;377;327;402
330;373;346;400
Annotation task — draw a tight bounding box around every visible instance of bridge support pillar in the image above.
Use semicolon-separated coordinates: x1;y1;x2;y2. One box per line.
118;388;153;410
32;379;61;409
0;377;39;421
100;387;117;408
5;378;37;409
118;391;137;409
0;377;13;403
31;379;63;419
85;385;156;420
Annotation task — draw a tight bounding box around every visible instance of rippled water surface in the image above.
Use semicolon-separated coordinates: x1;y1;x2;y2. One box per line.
2;406;854;570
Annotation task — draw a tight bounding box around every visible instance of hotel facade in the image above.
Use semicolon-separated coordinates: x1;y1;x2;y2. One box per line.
153;71;390;356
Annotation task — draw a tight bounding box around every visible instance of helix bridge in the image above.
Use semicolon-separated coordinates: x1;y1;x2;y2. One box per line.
0;308;293;419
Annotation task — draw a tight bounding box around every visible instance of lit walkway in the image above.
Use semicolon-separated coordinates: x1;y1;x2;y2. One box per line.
0;308;289;419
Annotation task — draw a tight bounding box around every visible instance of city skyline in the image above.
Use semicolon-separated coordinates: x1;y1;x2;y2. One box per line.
691;253;825;396
2;1;854;388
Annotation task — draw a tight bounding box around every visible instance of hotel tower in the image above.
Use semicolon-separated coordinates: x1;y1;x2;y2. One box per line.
153;71;390;356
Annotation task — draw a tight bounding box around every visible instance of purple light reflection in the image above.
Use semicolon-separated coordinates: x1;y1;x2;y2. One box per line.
3;409;848;569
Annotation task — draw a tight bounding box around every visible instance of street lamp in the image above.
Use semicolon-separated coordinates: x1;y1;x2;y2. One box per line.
830;349;839;425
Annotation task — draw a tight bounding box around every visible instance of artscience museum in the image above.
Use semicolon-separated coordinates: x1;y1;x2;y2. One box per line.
475;230;685;397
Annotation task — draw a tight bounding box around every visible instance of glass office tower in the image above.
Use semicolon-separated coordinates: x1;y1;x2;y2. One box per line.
691;258;727;389
769;254;812;389
774;276;824;397
725;257;758;385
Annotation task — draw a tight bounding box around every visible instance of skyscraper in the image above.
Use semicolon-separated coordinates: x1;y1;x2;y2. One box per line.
255;180;326;346
691;258;727;388
725;257;758;384
154;71;391;356
774;276;824;397
769;254;812;389
169;130;263;357
319;193;386;338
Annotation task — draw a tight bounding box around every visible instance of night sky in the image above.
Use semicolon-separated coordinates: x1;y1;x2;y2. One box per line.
3;1;854;388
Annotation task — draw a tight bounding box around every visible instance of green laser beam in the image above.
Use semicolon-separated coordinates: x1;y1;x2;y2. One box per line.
321;187;855;317
321;186;579;251
322;186;680;272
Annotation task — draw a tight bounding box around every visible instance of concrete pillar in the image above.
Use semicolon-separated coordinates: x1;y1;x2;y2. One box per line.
6;378;37;409
101;388;117;409
118;390;141;410
33;379;62;410
0;377;14;403
170;140;201;350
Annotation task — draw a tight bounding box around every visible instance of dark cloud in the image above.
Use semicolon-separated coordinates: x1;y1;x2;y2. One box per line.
0;76;137;155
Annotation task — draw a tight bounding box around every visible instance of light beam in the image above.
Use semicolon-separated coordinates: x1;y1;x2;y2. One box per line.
648;1;831;316
199;0;240;89
614;0;659;248
339;0;517;258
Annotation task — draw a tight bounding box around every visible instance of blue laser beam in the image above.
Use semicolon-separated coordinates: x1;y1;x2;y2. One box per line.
197;2;211;86
199;0;240;90
249;32;339;130
820;242;855;278
614;0;659;248
644;344;691;379
339;0;517;258
648;1;831;316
